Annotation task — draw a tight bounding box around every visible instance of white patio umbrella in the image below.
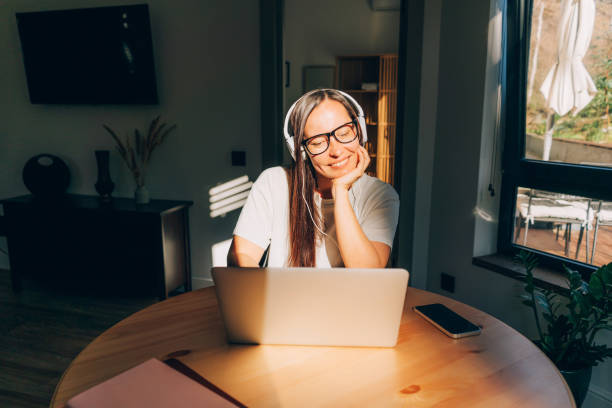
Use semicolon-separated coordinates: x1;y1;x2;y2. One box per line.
539;0;597;161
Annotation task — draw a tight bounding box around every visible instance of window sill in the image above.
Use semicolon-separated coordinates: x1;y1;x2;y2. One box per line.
473;253;569;293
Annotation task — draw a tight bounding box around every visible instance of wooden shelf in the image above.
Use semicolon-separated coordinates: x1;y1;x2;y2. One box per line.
337;54;398;186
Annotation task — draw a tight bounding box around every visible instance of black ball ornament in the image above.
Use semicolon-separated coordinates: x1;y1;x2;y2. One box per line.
22;154;70;198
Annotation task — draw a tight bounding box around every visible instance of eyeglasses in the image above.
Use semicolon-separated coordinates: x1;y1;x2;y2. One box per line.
301;120;358;156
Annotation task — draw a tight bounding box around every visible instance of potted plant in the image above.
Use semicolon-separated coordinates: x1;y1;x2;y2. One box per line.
516;251;612;407
103;116;176;204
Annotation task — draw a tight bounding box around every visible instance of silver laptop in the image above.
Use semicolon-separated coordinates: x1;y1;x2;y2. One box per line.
211;267;409;347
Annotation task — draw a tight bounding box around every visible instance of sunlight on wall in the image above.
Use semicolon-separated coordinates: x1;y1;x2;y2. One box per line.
473;206;497;223
209;175;252;218
489;10;502;66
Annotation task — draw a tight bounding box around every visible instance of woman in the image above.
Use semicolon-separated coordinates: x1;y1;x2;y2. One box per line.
227;89;399;268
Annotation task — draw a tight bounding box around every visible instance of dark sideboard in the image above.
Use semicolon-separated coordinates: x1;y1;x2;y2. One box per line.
1;194;193;299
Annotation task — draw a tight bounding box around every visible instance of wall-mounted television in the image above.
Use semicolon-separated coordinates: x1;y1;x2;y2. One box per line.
16;4;158;104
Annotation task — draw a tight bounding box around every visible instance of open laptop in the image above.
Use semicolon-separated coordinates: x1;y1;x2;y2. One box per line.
211;267;409;347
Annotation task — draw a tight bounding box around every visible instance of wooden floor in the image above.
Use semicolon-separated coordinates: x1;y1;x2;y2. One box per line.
0;270;158;408
515;224;612;267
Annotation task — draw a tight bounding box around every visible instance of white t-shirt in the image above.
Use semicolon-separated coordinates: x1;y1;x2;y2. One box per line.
233;166;400;267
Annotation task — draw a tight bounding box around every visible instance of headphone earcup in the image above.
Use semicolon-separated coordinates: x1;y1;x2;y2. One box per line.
286;135;307;161
358;116;368;145
286;135;296;160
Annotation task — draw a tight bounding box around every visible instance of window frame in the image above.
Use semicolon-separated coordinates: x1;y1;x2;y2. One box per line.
498;0;612;278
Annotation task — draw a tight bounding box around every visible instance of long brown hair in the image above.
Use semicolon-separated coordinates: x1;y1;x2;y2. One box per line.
286;89;361;266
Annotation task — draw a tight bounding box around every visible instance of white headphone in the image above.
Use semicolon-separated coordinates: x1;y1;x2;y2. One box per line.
283;89;368;160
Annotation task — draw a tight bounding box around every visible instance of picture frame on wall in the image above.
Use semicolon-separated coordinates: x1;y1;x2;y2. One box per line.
303;65;335;93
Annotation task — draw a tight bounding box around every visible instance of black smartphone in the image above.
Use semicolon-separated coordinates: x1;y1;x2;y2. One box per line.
413;303;481;339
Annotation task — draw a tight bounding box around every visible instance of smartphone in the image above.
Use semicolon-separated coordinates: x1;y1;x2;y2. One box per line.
413;303;481;339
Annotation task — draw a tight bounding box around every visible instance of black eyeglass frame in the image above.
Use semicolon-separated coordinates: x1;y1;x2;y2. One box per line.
301;119;359;156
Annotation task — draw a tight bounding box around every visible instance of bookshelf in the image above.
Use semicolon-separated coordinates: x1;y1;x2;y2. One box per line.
336;55;398;186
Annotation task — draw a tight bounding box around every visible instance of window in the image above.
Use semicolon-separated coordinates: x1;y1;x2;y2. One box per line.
499;0;612;275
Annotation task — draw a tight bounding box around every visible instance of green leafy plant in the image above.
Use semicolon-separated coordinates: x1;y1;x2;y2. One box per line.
579;58;612;121
557;118;577;130
533;122;547;135
516;251;612;370
103;116;176;188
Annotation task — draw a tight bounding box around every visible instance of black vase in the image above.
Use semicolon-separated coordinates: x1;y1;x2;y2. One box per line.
94;150;115;201
560;366;592;408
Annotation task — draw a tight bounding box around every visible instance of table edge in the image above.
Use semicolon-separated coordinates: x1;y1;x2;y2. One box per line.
49;287;215;407
49;286;575;408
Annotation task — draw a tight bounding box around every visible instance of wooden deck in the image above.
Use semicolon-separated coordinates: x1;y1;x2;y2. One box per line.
515;224;612;267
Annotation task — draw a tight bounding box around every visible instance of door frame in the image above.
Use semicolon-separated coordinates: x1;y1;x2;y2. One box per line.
259;0;425;273
260;0;285;169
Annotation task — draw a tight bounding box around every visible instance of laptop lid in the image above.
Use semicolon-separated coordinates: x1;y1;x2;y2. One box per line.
211;267;409;347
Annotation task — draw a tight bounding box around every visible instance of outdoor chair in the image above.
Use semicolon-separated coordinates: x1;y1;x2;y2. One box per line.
515;189;593;260
589;200;612;264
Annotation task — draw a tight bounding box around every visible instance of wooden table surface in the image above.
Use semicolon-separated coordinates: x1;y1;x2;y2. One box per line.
50;287;575;407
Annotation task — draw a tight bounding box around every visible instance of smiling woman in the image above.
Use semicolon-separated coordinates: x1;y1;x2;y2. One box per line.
227;89;400;268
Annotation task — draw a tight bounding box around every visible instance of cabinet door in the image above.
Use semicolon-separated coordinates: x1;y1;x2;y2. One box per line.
5;202;165;295
4;203;73;281
70;210;163;295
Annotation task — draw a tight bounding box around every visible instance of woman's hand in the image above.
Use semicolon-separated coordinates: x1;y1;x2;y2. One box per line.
331;146;370;198
330;145;390;268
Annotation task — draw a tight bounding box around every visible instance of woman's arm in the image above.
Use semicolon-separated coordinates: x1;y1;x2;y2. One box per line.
227;235;265;267
332;146;391;268
229;168;279;267
333;187;390;268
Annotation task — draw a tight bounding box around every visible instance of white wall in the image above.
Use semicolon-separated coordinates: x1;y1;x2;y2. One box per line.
0;0;261;285
414;0;612;405
283;0;400;115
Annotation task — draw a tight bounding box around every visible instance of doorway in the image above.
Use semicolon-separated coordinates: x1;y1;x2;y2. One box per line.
260;0;426;271
282;0;401;185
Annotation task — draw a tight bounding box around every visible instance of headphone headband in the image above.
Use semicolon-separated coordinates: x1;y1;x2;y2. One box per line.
283;89;368;160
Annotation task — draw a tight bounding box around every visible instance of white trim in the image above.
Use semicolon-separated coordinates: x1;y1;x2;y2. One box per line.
473;0;504;257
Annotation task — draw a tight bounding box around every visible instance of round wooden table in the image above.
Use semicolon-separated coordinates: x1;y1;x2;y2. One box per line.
50;287;575;407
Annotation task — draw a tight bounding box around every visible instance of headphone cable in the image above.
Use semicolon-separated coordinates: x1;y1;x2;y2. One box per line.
301;177;340;251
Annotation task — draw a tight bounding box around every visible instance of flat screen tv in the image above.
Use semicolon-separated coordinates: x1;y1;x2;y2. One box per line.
16;4;158;104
